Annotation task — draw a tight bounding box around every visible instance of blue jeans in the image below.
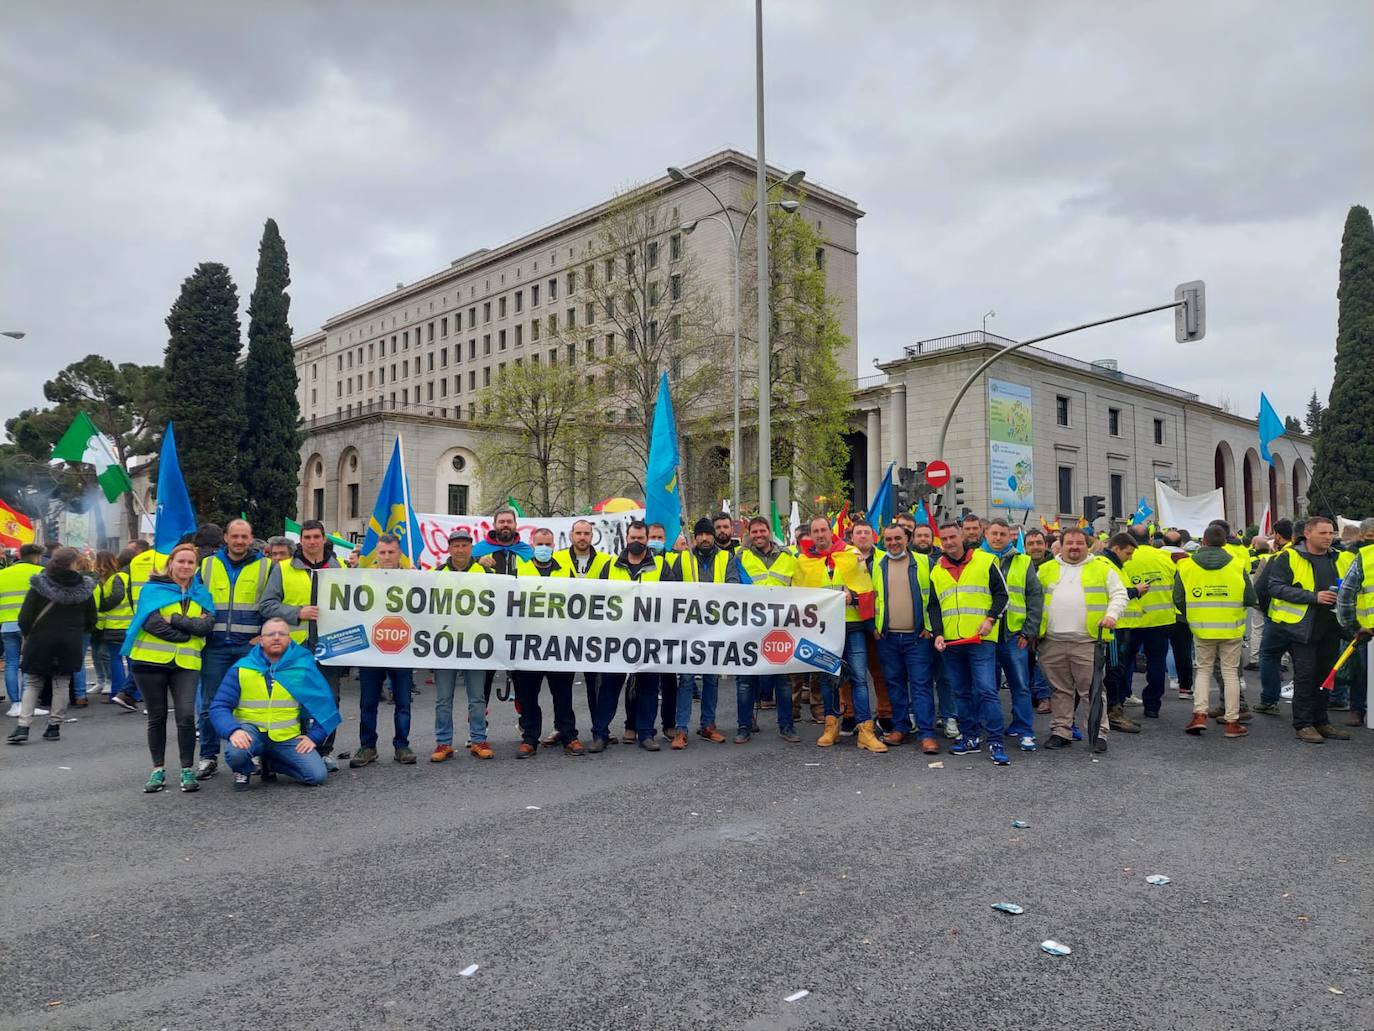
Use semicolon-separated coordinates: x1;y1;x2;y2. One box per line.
72;634;91;700
1029;651;1051;702
589;673;626;742
224;722;327;785
824;625;874;724
943;640;1003;745
3;630;21;704
359;667;413;750
198;641;252;760
434;668;487;745
933;653;958;720
736;674;792;734
93;636;129;698
676;673;719;731
1122;625;1171;714
996;635;1034;738
878;632;938;738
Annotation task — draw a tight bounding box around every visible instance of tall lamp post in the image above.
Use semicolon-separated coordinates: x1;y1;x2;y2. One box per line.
2;331;26;340
668;166;802;519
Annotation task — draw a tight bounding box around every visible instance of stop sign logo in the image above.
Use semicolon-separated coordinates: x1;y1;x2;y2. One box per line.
371;616;412;654
760;629;795;665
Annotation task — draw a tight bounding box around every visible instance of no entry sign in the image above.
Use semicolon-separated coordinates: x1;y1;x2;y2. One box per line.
925;460;951;489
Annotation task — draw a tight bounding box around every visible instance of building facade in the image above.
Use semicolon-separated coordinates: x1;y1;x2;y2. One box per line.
846;331;1313;532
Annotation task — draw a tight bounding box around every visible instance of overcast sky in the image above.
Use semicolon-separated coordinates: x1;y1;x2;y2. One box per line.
3;0;1371;430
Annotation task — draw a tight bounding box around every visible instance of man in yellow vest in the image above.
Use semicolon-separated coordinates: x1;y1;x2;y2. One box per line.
841;519;894;736
127;540;158;607
193;518;272;781
1266;515;1348;744
928;521;1011;764
432;528;492;761
208;618;340;789
1175;524;1257;737
1255;518;1298;714
1;543;44;717
512;527;583;756
1114;523;1177;719
1334;516;1374;728
670;518;731;747
983;518;1044;751
725;516;799;744
350;535;417;767
871;522;931;752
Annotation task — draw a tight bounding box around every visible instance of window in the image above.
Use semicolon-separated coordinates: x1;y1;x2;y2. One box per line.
390;363;396;381
531;353;539;367
650;282;661;306
499;329;507;351
647;241;659;268
1057;466;1074;514
367;371;374;387
427;322;435;342
483;367;491;386
336;382;342;398
605;332;615;356
402;330;409;349
312;363;318;381
441;347;448;367
549;348;557;365
567;343;576;364
468;307;476;329
347;351;352;369
604;257;615;281
312;488;324;522
368;343;374;360
468;371;476;390
402;387;409;404
625;250;635;275
454;374;462;394
310;388;317;405
498;362;506;375
380;367;386;385
498;296;507;318
587;337;596;360
548;277;558;301
447;484;469;516
1153;418;1164;446
440;317;448;338
606;372;616;392
427;382;434;402
483;334;491;355
391;335;397;354
347;483;360;519
402;359;408;376
670;315;681;341
483;301;491;323
427;353;434;372
469;339;476;360
670;233;682;261
337;354;343;372
531;319;540;342
468;403;476;421
515;324;523;347
1108;407;1121;436
1056;395;1070;426
515;290;523;313
532;284;540;306
815;247;826;270
547;313;557;334
585;302;594;325
567;270;576;294
1110;473;1124;520
670;274;682;301
567;307;576;328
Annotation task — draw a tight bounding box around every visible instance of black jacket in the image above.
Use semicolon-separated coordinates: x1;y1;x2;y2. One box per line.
1267;545;1340;644
18;566;97;674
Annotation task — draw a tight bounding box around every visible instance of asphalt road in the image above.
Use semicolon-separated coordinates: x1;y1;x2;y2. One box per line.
3;673;1371;1031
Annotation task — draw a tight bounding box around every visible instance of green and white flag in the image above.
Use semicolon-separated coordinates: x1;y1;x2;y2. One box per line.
51;411;133;502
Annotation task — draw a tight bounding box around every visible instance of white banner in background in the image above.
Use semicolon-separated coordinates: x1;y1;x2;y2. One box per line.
413;510;644;569
313;569;845;676
1154;481;1225;533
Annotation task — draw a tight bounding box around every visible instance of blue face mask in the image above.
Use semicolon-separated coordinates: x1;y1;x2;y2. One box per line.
648;540;666;554
532;544;554;563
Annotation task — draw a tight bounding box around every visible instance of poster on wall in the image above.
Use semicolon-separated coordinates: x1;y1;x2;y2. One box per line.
988;379;1035;511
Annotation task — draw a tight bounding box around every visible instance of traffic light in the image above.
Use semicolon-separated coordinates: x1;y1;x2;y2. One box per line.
893;468;914;514
1083;495;1106;525
952;475;966;513
1174;280;1206;343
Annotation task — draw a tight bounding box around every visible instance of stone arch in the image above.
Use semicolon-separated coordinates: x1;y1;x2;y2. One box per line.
302;452;326;523
1242;448;1263;529
1268;451;1287;519
1213;441;1238;527
436;446;478;516
1292;459;1310;517
337;447;362;531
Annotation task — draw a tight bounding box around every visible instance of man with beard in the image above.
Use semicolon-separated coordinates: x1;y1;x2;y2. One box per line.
671;518;730;747
725;516;799;743
713;512;739;553
591;522;666;752
474;506;528;708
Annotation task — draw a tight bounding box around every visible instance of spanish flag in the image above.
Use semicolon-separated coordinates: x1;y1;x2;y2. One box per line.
0;500;34;550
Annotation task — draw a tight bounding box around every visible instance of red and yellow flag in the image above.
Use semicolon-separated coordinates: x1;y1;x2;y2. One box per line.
0;500;35;549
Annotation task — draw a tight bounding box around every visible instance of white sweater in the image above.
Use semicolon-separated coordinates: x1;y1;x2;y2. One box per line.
1045;558;1128;640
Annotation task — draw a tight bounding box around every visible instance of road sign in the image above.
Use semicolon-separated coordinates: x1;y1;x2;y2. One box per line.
760;629;795;665
925;460;951;489
371;616;412;654
1175;280;1205;343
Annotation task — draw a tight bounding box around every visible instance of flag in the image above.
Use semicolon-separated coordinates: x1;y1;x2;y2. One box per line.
644;373;683;539
1129;497;1154;526
914;497;938;535
50;411;133;502
770;499;785;544
284;517;355;553
830;501;851;540
1259;504;1272;536
505;495;525;518
0;500;35;549
153;422;197;554
788;500;801;544
359;437;423;568
1077;515;1089;529
866;462;895;530
1015;527;1025;554
1040;516;1060;532
1258;393;1285;464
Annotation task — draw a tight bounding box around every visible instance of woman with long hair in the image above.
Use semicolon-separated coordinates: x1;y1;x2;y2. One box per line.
121;542;214;793
92;549;137;710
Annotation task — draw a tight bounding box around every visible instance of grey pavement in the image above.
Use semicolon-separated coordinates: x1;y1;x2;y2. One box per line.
2;674;1371;1031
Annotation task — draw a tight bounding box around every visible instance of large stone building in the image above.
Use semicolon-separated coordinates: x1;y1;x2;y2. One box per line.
292;150;863;538
845;330;1314;531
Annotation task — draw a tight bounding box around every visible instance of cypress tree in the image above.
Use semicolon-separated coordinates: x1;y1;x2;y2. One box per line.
164;262;245;525
241;219;301;535
1312;205;1374;514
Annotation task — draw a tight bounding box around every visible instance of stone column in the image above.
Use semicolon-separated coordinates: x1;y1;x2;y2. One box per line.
890;383;908;467
866;408;882;497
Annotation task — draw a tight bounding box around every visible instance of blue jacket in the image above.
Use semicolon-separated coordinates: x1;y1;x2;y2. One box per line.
875;551;931;635
208;641;341;745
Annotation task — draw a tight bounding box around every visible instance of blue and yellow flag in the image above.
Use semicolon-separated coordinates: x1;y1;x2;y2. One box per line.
359;437;424;568
645;372;682;539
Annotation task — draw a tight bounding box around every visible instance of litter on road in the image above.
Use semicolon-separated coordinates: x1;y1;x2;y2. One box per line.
928;761;944;769
991;902;1024;915
1011;820;1030;829
524;806;541;811
784;990;809;1003
1040;940;1071;956
1329;987;1344;995
1145;875;1171;886
459;964;479;977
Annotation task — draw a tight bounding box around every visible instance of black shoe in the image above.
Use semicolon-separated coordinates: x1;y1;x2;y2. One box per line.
195;757;218;781
1143;710;1160;719
42;724;60;741
7;726;29;745
839;717;857;737
734;731;751;744
1043;734;1071;749
586;737;608;754
638;738;661;751
1092;738;1108;753
779;730;802;743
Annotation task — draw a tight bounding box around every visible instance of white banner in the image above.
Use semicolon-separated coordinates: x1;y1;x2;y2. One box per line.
413;510;644;569
313;569;845;676
1154;481;1225;534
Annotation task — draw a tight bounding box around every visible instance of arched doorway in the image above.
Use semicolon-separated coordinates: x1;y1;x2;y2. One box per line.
302;453;325;523
1268;451;1287;518
1242;448;1263;529
436;446;478;516
1214;442;1238;526
1292;459;1310;517
843;430;867;509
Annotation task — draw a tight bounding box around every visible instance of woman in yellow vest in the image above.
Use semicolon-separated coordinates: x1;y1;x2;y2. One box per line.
93;549;136;710
121;542;215;793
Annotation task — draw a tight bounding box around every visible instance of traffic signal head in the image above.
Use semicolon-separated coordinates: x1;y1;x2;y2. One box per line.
953;475;966;508
1083;495;1105;524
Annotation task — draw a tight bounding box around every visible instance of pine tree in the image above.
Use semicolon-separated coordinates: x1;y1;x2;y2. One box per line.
1305;389;1324;434
164;262;245;525
241;219;301;535
1284;415;1303;433
1311;205;1374;514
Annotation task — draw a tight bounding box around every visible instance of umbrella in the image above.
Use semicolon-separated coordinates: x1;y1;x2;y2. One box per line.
594;496;640;513
1086;630;1113;754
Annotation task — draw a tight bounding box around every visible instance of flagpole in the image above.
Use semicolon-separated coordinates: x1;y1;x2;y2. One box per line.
397;434;416;566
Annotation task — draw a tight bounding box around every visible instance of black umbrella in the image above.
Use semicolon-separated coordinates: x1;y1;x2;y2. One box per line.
1086;630;1113;755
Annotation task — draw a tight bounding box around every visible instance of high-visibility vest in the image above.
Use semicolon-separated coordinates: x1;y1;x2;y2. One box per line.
95;571;134;632
1356;544;1374;630
438;559;486;575
554;548;611;579
199;554;271;638
1037;557;1115;640
1177;559;1247;639
929;550;1001;643
128;549;159;606
0;561;40;624
127;599;209;669
1000;552;1032;632
734;548;796;587
516;558;570;578
1268;550;1314;625
1120;546;1176;629
1224;543;1251;570
232;666;302;742
1336;550;1355;578
795;547;872;623
602;555;665;582
676;549;730;584
276;560;342;645
873;551;931;633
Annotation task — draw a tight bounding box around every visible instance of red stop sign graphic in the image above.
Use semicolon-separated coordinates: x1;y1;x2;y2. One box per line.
372;616;412;654
925;460;951;489
760;629;795;665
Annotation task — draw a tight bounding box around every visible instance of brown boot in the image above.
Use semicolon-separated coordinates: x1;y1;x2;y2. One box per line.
1295;726;1324;744
1222;720;1248;738
1108;705;1141;734
1316;723;1351;740
696;724;726;743
856;720;888;753
671;731;688;750
1185;712;1208;735
817;716;841;747
1346;711;1366;727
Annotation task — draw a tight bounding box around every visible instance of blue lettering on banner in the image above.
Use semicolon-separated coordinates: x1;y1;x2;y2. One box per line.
315;625;370;661
795;638;841;675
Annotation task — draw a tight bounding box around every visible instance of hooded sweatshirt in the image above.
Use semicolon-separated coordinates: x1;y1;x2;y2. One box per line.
1171;545;1257;622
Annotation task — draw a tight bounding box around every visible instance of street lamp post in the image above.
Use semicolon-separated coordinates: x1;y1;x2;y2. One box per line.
669;168;802;519
2;331;26;340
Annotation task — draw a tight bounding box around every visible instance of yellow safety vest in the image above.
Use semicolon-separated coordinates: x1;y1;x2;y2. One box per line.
1336;550;1355;578
516;558;570;578
438;560;487;575
127;599;209;669
554;548;611;579
676;549;731;584
128;549;159;607
95;571;134;632
199;554;272;638
873;551;931;633
232;666;302;742
929;550;1001;643
999;552;1032;632
734;548;797;587
1120;546;1176;629
1268;550;1314;625
1037;557;1115;640
277;561;344;645
0;561;41;624
602;555;665;582
1177;559;1247;639
1356;543;1374;630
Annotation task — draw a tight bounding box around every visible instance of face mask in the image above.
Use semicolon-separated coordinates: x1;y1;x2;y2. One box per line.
532;544;553;563
648;540;665;554
627;540;647;557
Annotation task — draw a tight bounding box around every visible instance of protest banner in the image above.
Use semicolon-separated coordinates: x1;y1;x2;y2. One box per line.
314;569;845;676
414;510;644;568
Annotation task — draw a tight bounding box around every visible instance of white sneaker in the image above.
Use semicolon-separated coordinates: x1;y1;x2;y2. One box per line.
942;717;960;739
34;707;50;716
1280;682;1294;701
1123;696;1144;708
5;702;19;718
